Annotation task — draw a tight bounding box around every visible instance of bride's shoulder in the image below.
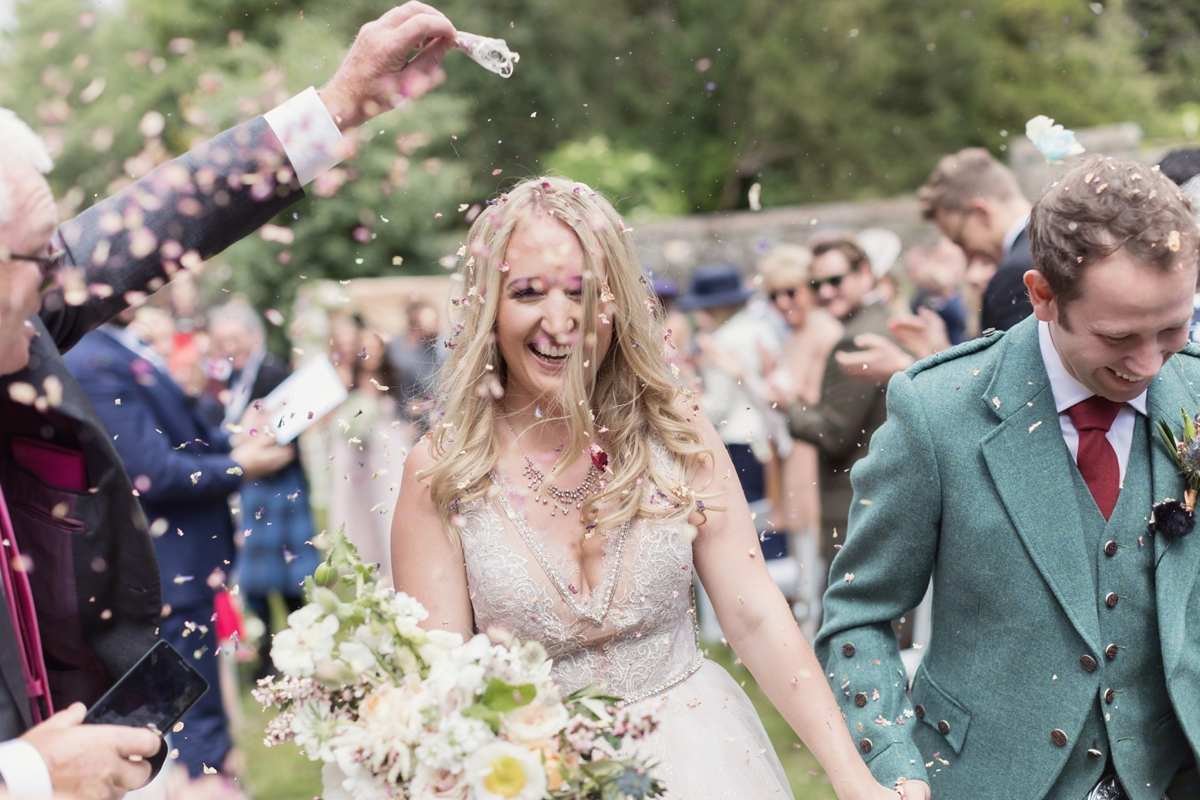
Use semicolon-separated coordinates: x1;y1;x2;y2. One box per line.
403;435;439;477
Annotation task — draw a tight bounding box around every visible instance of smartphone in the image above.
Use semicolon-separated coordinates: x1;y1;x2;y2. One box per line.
83;640;209;735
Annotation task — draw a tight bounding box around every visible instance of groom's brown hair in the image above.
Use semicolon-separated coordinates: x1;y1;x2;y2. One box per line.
1028;156;1199;313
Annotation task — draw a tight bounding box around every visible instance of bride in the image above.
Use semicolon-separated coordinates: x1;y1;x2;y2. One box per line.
391;177;900;799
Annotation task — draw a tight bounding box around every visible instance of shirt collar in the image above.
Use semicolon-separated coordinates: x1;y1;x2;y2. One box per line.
1038;320;1148;416
1000;214;1029;262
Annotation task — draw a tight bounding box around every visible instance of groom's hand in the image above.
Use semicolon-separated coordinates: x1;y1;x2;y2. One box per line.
320;2;458;131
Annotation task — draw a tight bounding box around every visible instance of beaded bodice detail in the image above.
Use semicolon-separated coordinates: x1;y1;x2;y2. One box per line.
458;448;703;701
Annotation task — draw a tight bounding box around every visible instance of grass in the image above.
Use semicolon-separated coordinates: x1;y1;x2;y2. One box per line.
236;641;835;800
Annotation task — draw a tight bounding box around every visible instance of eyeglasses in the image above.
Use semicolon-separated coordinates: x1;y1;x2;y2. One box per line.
4;249;66;293
768;287;799;303
809;274;846;291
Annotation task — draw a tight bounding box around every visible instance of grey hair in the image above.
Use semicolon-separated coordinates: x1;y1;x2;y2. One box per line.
208;301;265;339
0;108;54;226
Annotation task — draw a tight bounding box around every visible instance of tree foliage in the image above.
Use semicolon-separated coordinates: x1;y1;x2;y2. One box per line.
0;0;1194;331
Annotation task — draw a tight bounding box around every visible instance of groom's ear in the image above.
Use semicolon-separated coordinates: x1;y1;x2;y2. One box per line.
1024;270;1057;323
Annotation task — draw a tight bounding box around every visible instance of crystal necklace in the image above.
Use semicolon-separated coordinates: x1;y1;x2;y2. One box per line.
504;418;603;522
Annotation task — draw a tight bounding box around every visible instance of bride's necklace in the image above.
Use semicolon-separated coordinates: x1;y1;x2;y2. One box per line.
504;418;603;523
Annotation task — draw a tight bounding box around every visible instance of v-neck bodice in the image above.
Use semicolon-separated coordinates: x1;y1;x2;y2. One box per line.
458;457;702;701
494;483;631;626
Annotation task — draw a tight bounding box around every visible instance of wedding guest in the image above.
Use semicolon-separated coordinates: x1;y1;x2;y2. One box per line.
386;299;442;431
328;325;407;580
650;275;698;391
918;147;1033;332
208;302;319;680
681;264;786;560
907;237;969;345
756;244;843;636
66;308;296;779
785;236;894;578
0;5;458;796
820;156;1200;800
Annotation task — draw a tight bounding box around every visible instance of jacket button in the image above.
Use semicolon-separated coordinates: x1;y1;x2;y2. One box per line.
860;738;873;754
1104;540;1118;557
913;704;926;718
1087;748;1103;759
1105;644;1119;660
842;643;856;658
937;720;951;735
1105;592;1118;608
1080;654;1097;672
1104;688;1115;704
854;692;868;708
1051;729;1068;747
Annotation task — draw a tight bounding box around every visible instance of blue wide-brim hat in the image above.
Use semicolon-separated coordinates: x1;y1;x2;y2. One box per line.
676;263;755;310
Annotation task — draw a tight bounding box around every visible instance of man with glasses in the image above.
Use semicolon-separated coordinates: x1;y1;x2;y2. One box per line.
785;236;899;613
918;147;1034;334
0;5;456;798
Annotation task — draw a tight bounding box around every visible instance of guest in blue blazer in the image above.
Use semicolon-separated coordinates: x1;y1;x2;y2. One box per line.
64;313;292;778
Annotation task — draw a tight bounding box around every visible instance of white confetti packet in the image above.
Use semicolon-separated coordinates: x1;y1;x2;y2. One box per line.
455;31;520;78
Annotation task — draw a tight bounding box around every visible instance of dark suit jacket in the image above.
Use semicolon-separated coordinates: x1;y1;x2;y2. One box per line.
980;227;1034;333
0;116;303;741
64;331;242;611
786;301;893;534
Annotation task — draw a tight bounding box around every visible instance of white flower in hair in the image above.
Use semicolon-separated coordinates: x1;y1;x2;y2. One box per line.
1026;115;1085;163
271;603;339;677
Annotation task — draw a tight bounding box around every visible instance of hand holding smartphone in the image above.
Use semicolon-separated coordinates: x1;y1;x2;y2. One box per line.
84;640;209;736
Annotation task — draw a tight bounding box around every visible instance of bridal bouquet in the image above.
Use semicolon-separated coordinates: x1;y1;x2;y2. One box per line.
254;531;666;800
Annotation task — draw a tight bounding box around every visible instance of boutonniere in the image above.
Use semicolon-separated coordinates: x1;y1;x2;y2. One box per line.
1152;409;1200;539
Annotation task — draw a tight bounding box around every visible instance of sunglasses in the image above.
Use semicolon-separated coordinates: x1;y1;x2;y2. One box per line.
809;273;847;291
768;287;799;303
5;249;66;293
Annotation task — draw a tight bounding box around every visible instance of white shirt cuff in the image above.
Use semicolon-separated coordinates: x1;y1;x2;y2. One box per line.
0;738;53;797
263;86;350;187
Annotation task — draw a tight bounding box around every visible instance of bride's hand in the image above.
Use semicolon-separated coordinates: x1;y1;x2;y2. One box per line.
892;779;931;800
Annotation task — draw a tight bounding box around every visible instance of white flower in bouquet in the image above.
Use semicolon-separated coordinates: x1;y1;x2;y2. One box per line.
354;675;428;749
272;604;340;677
327;753;392;800
290;700;339;761
417;629;466;672
500;697;570;744
337;640;379;674
414;712;494;772
409;763;469;800
464;741;547;800
389;591;430;632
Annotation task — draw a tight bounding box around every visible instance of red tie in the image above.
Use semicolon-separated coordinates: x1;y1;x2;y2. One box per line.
1066;396;1124;520
0;482;52;724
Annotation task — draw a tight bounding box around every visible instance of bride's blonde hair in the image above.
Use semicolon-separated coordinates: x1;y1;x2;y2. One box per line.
420;177;711;544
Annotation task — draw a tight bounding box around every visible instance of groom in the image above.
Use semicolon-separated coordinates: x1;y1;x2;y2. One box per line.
817;156;1200;800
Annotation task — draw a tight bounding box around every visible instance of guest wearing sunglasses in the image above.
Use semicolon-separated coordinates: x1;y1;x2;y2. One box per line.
785;235;903;607
757;245;842;637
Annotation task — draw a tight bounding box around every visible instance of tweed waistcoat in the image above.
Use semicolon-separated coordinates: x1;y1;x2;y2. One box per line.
1048;417;1187;800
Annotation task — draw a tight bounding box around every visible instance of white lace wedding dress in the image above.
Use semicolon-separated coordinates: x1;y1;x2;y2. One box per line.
458;470;795;800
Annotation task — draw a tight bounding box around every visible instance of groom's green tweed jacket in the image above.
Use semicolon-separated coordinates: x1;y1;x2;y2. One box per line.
815;315;1200;799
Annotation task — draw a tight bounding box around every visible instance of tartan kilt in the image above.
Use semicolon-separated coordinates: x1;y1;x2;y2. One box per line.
235;461;320;597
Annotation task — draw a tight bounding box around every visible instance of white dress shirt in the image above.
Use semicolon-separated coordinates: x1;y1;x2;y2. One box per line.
0;87;346;797
1038;321;1147;485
